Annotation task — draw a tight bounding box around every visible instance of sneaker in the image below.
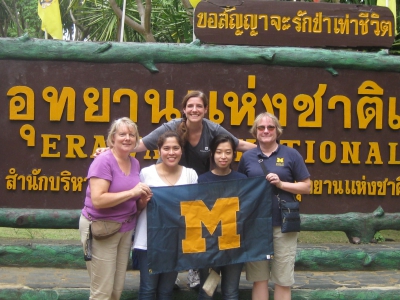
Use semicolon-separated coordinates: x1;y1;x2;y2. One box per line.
174;277;180;290
187;269;200;289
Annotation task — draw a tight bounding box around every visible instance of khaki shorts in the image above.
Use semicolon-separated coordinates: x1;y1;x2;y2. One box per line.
246;226;298;286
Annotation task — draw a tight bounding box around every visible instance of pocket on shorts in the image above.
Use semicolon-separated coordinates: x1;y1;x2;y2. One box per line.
271;244;297;286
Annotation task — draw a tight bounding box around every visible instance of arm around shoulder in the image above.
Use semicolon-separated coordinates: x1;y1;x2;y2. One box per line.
237;140;256;152
134;139;148;153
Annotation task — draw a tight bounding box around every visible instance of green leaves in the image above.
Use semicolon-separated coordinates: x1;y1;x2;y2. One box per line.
69;0;193;42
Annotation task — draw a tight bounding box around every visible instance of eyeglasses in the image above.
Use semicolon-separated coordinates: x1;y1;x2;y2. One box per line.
257;125;276;131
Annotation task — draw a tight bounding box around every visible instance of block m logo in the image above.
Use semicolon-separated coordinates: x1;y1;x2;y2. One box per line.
180;197;240;253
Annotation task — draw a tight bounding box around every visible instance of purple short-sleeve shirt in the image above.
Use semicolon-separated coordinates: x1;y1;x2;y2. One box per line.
81;150;141;232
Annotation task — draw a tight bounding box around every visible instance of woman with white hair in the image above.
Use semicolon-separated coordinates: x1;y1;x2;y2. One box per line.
238;112;311;300
79;117;152;300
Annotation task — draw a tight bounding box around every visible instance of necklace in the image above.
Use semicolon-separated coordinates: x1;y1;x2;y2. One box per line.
163;174;175;186
157;165;181;186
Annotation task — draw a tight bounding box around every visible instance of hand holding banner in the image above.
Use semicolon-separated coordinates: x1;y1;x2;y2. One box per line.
147;176;274;274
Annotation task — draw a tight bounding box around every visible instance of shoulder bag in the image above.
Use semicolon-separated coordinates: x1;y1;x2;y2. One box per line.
258;159;301;233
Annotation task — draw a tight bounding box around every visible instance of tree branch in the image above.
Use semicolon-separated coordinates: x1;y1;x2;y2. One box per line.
69;9;88;41
0;17;6;37
180;0;194;25
1;0;21;35
143;0;152;37
108;0;155;41
134;0;155;42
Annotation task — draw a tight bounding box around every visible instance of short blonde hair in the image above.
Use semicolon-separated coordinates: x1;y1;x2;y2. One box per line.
250;112;283;139
106;117;140;148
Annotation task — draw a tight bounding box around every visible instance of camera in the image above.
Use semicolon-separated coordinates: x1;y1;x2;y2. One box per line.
84;226;92;261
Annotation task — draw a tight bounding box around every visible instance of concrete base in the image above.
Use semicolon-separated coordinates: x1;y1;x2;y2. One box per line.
1;241;400;299
1;267;400;300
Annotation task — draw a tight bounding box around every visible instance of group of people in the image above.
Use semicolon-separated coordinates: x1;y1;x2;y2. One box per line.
79;90;311;300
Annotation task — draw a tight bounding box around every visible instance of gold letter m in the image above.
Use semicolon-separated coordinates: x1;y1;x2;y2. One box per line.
180;197;240;253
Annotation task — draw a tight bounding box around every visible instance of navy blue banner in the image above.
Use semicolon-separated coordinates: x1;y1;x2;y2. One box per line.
147;176;273;274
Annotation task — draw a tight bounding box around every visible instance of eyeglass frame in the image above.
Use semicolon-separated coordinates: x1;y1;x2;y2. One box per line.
256;125;276;132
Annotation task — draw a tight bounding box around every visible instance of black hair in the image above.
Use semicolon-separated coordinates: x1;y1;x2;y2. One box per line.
209;135;236;165
157;131;184;149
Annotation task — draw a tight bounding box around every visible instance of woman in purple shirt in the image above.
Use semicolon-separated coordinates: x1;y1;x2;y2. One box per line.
79;117;152;300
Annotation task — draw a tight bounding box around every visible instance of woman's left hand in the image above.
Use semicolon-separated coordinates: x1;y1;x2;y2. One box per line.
141;193;152;204
266;173;282;189
137;193;152;211
131;182;152;198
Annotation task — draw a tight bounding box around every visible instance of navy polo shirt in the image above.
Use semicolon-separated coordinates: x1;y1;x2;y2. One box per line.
238;144;310;226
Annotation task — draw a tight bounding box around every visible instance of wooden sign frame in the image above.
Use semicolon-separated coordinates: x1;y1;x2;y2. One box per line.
194;1;395;48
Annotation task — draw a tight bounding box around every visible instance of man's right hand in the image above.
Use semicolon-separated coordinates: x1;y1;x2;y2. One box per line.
93;147;109;158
